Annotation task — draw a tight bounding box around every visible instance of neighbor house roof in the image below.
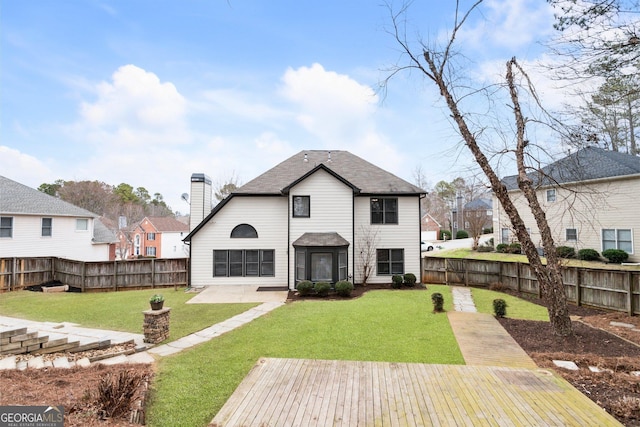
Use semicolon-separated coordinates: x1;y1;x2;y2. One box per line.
93;218;118;244
141;216;189;233
235;150;425;195
502;147;640;190
0;175;97;218
465;198;493;210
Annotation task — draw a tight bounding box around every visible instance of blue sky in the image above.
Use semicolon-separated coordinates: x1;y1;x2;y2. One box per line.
1;0;564;214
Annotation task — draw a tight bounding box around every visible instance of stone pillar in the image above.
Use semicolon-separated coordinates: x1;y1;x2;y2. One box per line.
143;308;171;344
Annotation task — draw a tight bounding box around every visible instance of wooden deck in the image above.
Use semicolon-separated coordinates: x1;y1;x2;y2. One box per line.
210;357;621;426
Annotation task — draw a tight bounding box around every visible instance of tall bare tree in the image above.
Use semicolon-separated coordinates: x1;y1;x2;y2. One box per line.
385;1;573;336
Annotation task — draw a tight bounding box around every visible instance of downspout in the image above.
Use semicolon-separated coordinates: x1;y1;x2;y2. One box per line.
287;194;291;290
419;194;425;284
352;193;355;284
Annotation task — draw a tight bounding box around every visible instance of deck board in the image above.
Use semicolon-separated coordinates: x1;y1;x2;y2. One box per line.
210;358;622;426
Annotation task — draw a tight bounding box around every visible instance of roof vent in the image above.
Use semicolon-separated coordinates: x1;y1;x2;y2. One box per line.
303;153;308;163
327;151;332;162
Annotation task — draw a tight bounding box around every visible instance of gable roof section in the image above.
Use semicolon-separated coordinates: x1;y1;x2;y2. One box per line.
144;216;190;233
502;147;640;190
465;198;493;210
0;175;97;217
184;150;426;241
236;150;425;195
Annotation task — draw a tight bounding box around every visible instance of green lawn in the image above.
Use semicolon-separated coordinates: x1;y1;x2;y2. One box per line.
471;287;549;321
1;284;552;427
0;289;257;342
147;286;463;427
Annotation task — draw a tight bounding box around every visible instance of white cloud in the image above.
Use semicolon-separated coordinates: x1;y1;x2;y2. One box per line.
78;64;188;146
0;146;53;188
457;0;554;52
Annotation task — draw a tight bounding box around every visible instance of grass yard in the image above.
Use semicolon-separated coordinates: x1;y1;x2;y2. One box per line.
471;287;549;321
147;286;463;427
0;289;258;342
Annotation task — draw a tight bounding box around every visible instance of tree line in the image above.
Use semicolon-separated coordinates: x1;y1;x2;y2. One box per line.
38;180;174;229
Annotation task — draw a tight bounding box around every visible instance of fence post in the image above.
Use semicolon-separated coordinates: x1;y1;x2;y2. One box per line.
151;258;156;289
11;258;17;291
444;258;449;286
628;271;634;316
516;262;521;293
576;269;582;307
464;259;469;287
81;261;86;292
113;260;118;292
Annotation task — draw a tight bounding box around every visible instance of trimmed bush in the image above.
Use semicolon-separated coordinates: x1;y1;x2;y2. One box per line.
493;299;508;317
578;248;600;261
391;274;404;289
314;282;331;297
496;243;509;253
456;230;469;239
508;242;522;254
431;292;444;312
483;228;494;234
440;229;452;240
556;246;576;259
296;280;313;296
335;280;354;297
403;273;417;287
476;245;493;253
602;249;629;264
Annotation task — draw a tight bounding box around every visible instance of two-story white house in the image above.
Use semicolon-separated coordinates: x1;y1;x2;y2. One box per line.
0;175;116;261
494;147;640;262
184;150;426;289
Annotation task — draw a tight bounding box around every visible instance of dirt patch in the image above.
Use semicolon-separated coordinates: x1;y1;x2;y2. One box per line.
498;291;640;426
0;363;153;426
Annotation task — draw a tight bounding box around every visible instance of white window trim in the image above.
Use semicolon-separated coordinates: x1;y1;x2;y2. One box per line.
601;228;634;254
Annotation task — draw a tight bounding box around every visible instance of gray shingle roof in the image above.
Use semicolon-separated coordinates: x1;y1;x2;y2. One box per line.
0;175;97;217
465;198;493;210
502;147;640;190
292;232;350;247
235;150;425;195
93;218;118;243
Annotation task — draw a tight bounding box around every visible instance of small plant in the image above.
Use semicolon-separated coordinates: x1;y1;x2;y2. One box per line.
149;294;164;303
314;282;331;297
296;280;314;296
95;370;146;419
578;248;600;261
556;246;576;259
403;273;417;287
440;229;452;240
493;299;508;317
602;249;629;264
496;243;509;253
431;292;444;312
391;274;404;289
456;230;469;239
335;280;354;297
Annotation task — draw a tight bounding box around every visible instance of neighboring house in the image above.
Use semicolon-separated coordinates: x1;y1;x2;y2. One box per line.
184;150;426;289
463;197;493;232
126;216;189;259
421;213;441;241
0;175;116;261
494;147;640;262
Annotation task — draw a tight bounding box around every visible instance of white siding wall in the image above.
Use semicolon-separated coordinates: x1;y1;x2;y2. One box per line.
493;176;640;262
0;215;108;261
160;232;189;258
288;169;354;286
353;196;422;284
189;196;288;286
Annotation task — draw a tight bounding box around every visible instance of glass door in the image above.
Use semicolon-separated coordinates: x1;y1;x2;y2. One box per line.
310;253;332;282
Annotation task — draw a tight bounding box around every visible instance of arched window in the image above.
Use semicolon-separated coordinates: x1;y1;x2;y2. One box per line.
230;224;258;238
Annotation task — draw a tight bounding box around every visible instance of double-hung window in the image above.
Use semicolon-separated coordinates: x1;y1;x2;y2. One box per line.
42;218;52;237
602;229;633;253
0;217;13;238
371;198;398;224
145;247;157;257
566;228;577;241
76;218;88;231
376;249;404;275
147;232;156;241
546;189;556;202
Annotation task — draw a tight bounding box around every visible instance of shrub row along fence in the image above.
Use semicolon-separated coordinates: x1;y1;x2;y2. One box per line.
0;257;189;293
422;257;640;315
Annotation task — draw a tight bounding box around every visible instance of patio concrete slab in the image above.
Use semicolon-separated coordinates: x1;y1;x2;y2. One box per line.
186;285;288;304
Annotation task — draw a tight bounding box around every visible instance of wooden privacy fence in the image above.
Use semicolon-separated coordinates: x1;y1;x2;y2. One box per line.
0;257;189;292
422;257;640;315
